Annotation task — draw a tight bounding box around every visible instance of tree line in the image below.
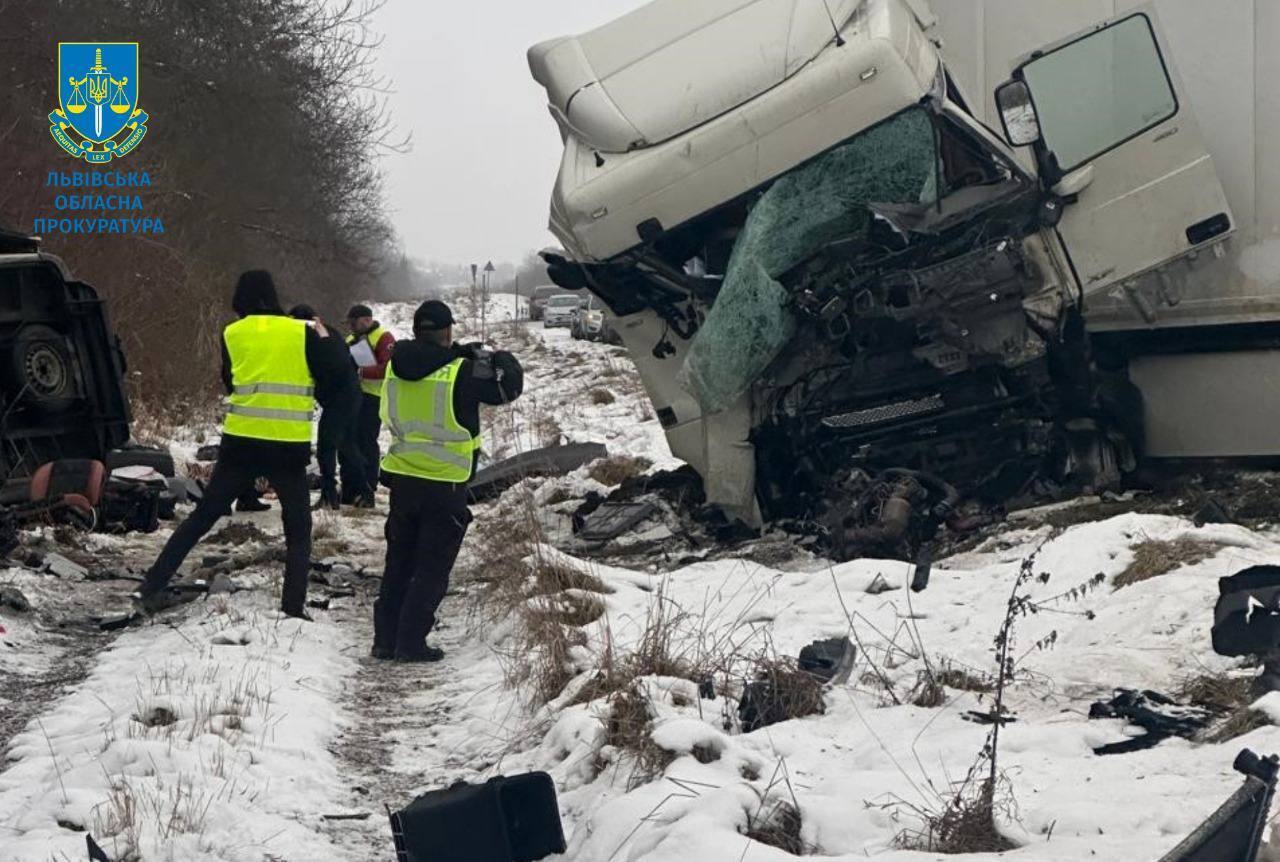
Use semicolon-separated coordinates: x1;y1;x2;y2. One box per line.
0;0;413;407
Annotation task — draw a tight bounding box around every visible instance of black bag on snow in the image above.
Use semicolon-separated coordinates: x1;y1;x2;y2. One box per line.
99;475;161;533
388;771;565;862
1213;566;1280;657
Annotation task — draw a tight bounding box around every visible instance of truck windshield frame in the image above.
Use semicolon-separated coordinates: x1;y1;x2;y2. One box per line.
1017;12;1178;172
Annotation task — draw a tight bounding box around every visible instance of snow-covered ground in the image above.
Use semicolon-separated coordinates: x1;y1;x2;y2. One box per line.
3;304;1280;860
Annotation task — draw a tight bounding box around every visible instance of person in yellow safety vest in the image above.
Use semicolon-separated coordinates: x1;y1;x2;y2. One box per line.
343;303;396;507
135;271;346;619
372;300;523;661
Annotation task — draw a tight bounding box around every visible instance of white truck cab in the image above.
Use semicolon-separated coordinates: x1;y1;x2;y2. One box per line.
529;0;1264;537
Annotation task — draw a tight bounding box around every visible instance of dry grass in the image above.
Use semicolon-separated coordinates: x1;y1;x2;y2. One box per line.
1114;538;1222;589
1206;707;1271;743
1175;672;1252;712
739;655;826;732
896;776;1017;854
589;388;616;406
587;455;653;488
743;798;806;855
599;684;676;790
468;496;608;704
911;672;946;708
935;661;995;694
530;560;614;596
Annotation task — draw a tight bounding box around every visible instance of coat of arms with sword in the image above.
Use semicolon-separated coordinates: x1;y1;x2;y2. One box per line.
49;43;150;163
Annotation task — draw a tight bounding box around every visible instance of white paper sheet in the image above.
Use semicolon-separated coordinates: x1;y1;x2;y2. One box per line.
349;339;376;368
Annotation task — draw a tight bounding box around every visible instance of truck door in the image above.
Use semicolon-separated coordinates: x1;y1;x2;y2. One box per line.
994;8;1233;297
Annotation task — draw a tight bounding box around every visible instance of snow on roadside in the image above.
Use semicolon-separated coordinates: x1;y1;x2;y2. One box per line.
0;588;357;861
474;513;1280;860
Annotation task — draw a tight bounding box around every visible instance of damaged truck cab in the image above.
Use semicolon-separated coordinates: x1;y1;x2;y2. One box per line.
530;0;1235;546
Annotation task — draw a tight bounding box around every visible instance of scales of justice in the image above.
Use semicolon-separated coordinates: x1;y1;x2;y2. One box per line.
64;48;131;139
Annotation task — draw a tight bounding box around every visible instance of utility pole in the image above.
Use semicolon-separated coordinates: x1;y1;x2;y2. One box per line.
482;260;495;343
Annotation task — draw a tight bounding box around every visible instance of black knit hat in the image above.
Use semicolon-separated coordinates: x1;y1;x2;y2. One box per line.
289;303;317;320
413;300;455;333
346;303;373;320
232;270;281;317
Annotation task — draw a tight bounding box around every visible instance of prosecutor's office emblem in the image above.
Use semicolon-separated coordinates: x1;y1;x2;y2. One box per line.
49;43;149;163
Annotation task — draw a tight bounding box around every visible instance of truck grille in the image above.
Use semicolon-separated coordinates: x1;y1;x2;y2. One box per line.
821;395;944;430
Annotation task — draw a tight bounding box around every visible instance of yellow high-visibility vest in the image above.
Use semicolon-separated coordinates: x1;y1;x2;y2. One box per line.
223;315;314;443
347;325;389;397
379;358;481;483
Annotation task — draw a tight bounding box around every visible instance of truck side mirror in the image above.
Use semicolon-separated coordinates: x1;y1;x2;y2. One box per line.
995;80;1041;147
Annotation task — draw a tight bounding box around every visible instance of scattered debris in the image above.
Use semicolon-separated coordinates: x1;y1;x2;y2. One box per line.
0;586;31;612
388;772;566;862
1089;689;1214;754
469;442;608;503
865;573;896;594
576;501;660;542
207;522;272;546
797;637;856;684
44;553;88;579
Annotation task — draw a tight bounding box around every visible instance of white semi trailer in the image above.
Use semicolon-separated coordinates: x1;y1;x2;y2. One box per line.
529;0;1275;544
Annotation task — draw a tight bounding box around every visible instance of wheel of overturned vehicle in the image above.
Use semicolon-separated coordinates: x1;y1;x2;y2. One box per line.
12;325;77;413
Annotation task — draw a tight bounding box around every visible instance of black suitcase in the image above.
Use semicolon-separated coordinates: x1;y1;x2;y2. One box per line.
1213;566;1280;657
389;772;565;862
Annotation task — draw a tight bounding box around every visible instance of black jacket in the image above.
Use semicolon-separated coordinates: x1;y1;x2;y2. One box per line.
387;338;523;440
217;313;353;468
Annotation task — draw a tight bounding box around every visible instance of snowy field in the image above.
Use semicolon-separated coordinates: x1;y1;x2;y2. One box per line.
3;302;1280;860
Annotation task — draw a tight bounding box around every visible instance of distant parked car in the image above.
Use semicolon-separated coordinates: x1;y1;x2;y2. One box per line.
542;294;580;328
529;285;562;321
571;297;606;341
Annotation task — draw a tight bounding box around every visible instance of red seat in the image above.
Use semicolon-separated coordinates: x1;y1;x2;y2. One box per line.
12;459;106;529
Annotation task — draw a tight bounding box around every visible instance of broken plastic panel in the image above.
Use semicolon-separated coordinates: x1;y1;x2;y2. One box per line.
678;108;940;412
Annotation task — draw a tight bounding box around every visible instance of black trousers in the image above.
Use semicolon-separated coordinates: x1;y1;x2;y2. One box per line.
348;392;382;493
142;455;312;613
374;474;471;656
320;392;367;499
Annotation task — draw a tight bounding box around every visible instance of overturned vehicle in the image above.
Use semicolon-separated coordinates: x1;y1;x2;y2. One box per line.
528;0;1260;555
0;228;180;535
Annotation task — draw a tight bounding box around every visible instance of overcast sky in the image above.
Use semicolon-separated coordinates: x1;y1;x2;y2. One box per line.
370;0;645;267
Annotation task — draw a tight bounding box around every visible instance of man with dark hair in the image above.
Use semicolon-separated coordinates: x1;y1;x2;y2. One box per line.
374;299;523;661
344;303;395;507
136;272;343;619
288;304;366;509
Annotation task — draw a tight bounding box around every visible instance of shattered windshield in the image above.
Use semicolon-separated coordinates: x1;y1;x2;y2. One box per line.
679;107;940;412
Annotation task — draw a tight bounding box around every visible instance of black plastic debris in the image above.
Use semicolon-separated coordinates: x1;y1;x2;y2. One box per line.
798;637;856;684
469;443;608;503
389;772;566;862
87;831;113;861
1089;689;1213;755
0;586;31;612
576;501;659;542
1157;748;1279;862
961;709;1018;726
106;445;175;477
1213;566;1280;658
1194;497;1235;527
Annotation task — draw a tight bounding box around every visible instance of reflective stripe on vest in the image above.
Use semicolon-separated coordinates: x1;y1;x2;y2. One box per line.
379;358;481;483
223;316;315;443
348;325;388;398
